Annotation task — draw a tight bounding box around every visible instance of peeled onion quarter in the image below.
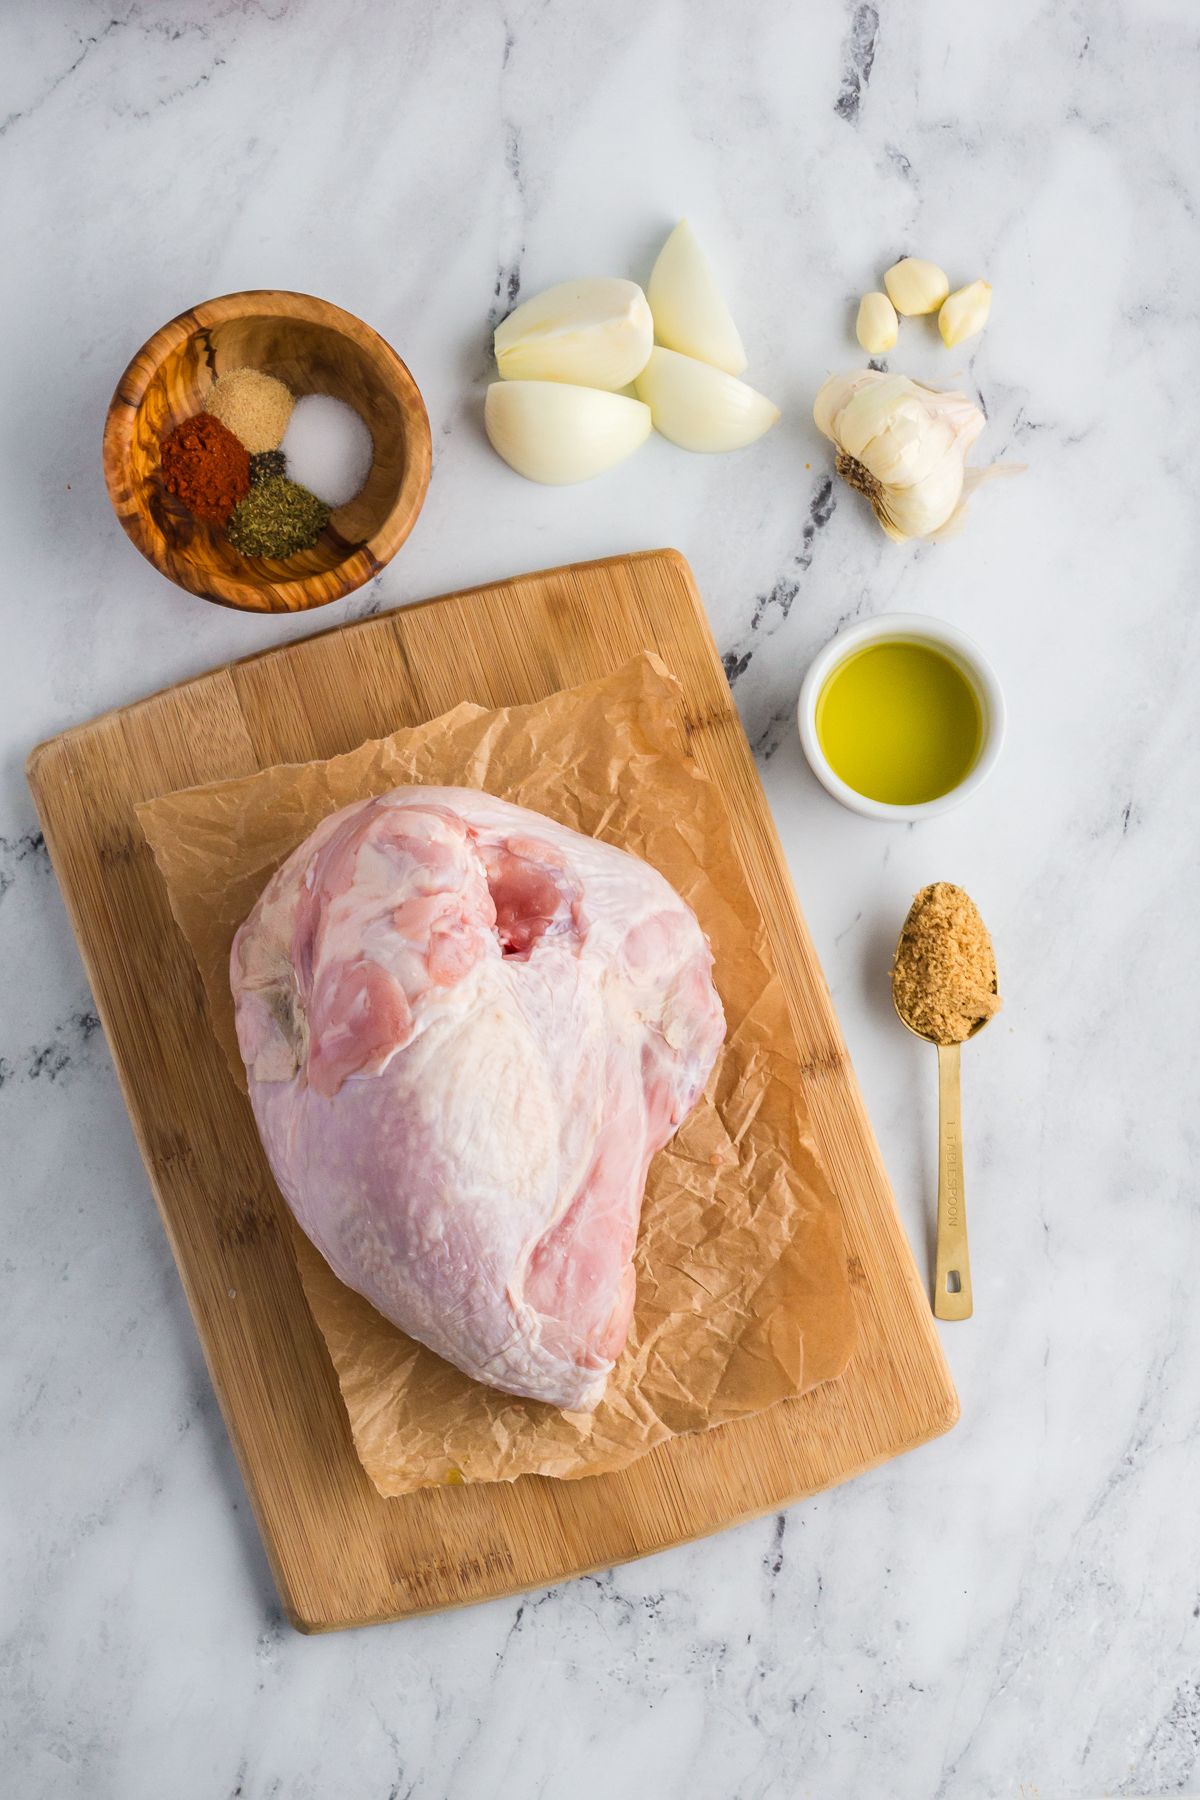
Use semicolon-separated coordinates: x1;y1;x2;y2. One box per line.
493;279;653;390
634;348;779;453
647;219;748;376
484;381;652;484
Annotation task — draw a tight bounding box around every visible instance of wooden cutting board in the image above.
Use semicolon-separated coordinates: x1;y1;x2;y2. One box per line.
27;550;957;1631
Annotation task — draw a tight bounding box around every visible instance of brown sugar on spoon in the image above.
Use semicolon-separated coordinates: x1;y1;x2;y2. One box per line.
891;882;1000;1045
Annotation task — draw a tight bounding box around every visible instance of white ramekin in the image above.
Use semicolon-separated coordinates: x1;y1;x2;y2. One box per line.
796;613;1006;822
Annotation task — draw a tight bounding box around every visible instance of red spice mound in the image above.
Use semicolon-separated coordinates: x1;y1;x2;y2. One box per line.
159;412;250;525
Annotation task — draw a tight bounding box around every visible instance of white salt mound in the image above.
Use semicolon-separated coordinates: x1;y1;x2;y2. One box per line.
281;394;373;509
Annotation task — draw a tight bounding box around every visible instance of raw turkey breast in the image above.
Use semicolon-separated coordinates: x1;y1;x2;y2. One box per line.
230;787;725;1412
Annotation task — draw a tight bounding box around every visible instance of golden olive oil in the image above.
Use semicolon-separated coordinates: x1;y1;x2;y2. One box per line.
815;639;981;805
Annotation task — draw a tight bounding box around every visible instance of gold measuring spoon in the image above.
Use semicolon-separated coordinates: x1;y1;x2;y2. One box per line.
891;884;1000;1322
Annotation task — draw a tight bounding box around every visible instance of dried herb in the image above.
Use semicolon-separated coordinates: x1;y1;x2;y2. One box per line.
225;477;329;558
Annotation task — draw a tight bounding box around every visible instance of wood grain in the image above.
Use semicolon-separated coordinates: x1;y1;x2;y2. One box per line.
102;290;432;613
26;550;957;1632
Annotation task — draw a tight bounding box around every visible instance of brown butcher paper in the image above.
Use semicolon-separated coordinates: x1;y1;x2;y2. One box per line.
136;654;856;1497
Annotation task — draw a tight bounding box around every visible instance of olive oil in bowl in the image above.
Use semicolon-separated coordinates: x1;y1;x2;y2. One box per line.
815;639;982;806
797;616;1005;820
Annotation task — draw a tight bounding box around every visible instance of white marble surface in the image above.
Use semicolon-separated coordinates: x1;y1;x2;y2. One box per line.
3;2;1199;1795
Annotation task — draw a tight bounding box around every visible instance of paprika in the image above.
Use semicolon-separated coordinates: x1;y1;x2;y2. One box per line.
159;412;250;525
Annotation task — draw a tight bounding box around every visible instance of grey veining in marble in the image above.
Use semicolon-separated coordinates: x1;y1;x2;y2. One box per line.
2;2;1199;1796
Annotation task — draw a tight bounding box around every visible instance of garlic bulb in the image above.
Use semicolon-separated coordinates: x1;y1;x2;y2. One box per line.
494;279;653;389
485;381;651;484
813;370;996;542
647;219;748;376
635;347;779;452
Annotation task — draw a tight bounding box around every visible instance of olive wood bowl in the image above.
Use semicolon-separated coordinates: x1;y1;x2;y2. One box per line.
103;289;431;613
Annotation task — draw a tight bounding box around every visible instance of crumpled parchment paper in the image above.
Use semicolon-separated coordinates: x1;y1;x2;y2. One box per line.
137;653;856;1496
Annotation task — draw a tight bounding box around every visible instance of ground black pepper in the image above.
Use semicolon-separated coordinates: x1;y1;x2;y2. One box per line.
248;449;287;487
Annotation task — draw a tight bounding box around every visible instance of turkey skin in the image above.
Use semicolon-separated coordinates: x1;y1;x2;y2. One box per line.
230;787;725;1411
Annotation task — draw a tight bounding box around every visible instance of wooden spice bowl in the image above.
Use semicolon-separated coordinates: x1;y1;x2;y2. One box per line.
103;290;431;613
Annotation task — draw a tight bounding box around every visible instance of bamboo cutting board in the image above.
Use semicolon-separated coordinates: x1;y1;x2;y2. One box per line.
27;550;957;1631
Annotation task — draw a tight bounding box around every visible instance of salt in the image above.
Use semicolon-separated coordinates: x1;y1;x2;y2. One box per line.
280;394;373;509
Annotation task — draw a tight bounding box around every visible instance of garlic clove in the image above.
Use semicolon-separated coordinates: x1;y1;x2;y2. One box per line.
634;347;779;452
494;279;654;390
883;257;950;317
855;291;899;355
938;279;992;348
647;219;748;376
484;381;651;484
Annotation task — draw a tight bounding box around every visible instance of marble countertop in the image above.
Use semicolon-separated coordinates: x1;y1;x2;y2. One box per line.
4;3;1198;1796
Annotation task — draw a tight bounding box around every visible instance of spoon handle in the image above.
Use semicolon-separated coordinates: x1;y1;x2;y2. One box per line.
933;1041;973;1320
